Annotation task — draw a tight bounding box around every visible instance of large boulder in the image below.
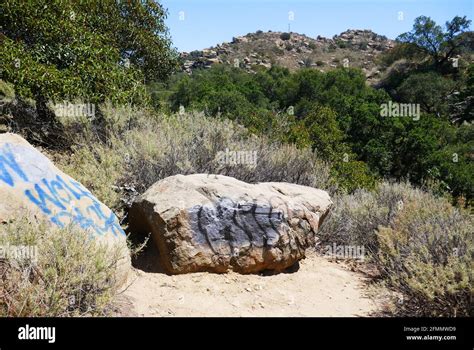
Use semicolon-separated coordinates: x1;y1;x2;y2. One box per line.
129;174;332;274
0;133;130;284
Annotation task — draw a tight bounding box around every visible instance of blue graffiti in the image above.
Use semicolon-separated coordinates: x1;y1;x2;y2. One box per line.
25;180;68;215
0;143;125;237
0;144;29;187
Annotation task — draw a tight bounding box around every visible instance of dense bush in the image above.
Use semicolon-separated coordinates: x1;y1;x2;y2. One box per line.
318;182;473;316
318;182;399;251
0;218;125;316
0;0;178;106
165;66;387;193
377;197;472;316
58;108;332;211
163;57;473;203
396;72;455;115
335;39;347;49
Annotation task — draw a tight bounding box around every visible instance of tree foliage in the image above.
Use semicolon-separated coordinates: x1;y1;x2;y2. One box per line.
397;15;472;68
0;0;179;105
164;39;472;202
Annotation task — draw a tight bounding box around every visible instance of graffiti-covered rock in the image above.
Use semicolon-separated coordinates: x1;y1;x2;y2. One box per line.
0;133;130;284
129;174;332;274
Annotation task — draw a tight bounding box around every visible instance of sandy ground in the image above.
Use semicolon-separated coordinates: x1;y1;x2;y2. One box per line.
118;251;381;317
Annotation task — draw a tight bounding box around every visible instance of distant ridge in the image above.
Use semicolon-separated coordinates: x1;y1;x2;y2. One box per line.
180;29;395;81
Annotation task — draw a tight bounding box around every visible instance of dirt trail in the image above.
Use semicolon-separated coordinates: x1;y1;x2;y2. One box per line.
119;252;381;317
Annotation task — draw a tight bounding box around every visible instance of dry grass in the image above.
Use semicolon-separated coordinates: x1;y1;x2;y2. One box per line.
0;218;124;317
376;198;472;316
57;108;332;212
318;182;473;316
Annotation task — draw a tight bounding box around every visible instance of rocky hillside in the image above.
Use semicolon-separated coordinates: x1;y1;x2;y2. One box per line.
180;29;395;81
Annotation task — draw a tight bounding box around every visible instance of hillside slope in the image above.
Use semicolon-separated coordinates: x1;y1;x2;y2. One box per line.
180;29;395;82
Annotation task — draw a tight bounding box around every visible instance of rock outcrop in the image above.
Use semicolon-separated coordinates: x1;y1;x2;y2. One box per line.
0;133;130;284
129;174;332;274
179;29;394;81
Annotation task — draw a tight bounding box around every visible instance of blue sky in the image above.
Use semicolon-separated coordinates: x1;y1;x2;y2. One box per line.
160;0;473;52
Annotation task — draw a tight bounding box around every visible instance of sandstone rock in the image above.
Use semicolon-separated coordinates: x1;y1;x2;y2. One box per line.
129;174;332;274
205;58;220;65
0;133;130;284
202;49;217;58
232;36;248;44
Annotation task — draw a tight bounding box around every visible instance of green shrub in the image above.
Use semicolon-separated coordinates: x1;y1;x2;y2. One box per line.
396;72;455;115
303;57;313;67
280;32;291;41
318;182;473;316
163;64;472;204
58;139;125;211
358;41;369;50
377;43;424;69
318;184;391;251
331;160;377;193
0;79;15;102
0;1;177;106
377;197;473;316
302;104;346;160
0;218;124;316
189;50;203;59
335;39;347;48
